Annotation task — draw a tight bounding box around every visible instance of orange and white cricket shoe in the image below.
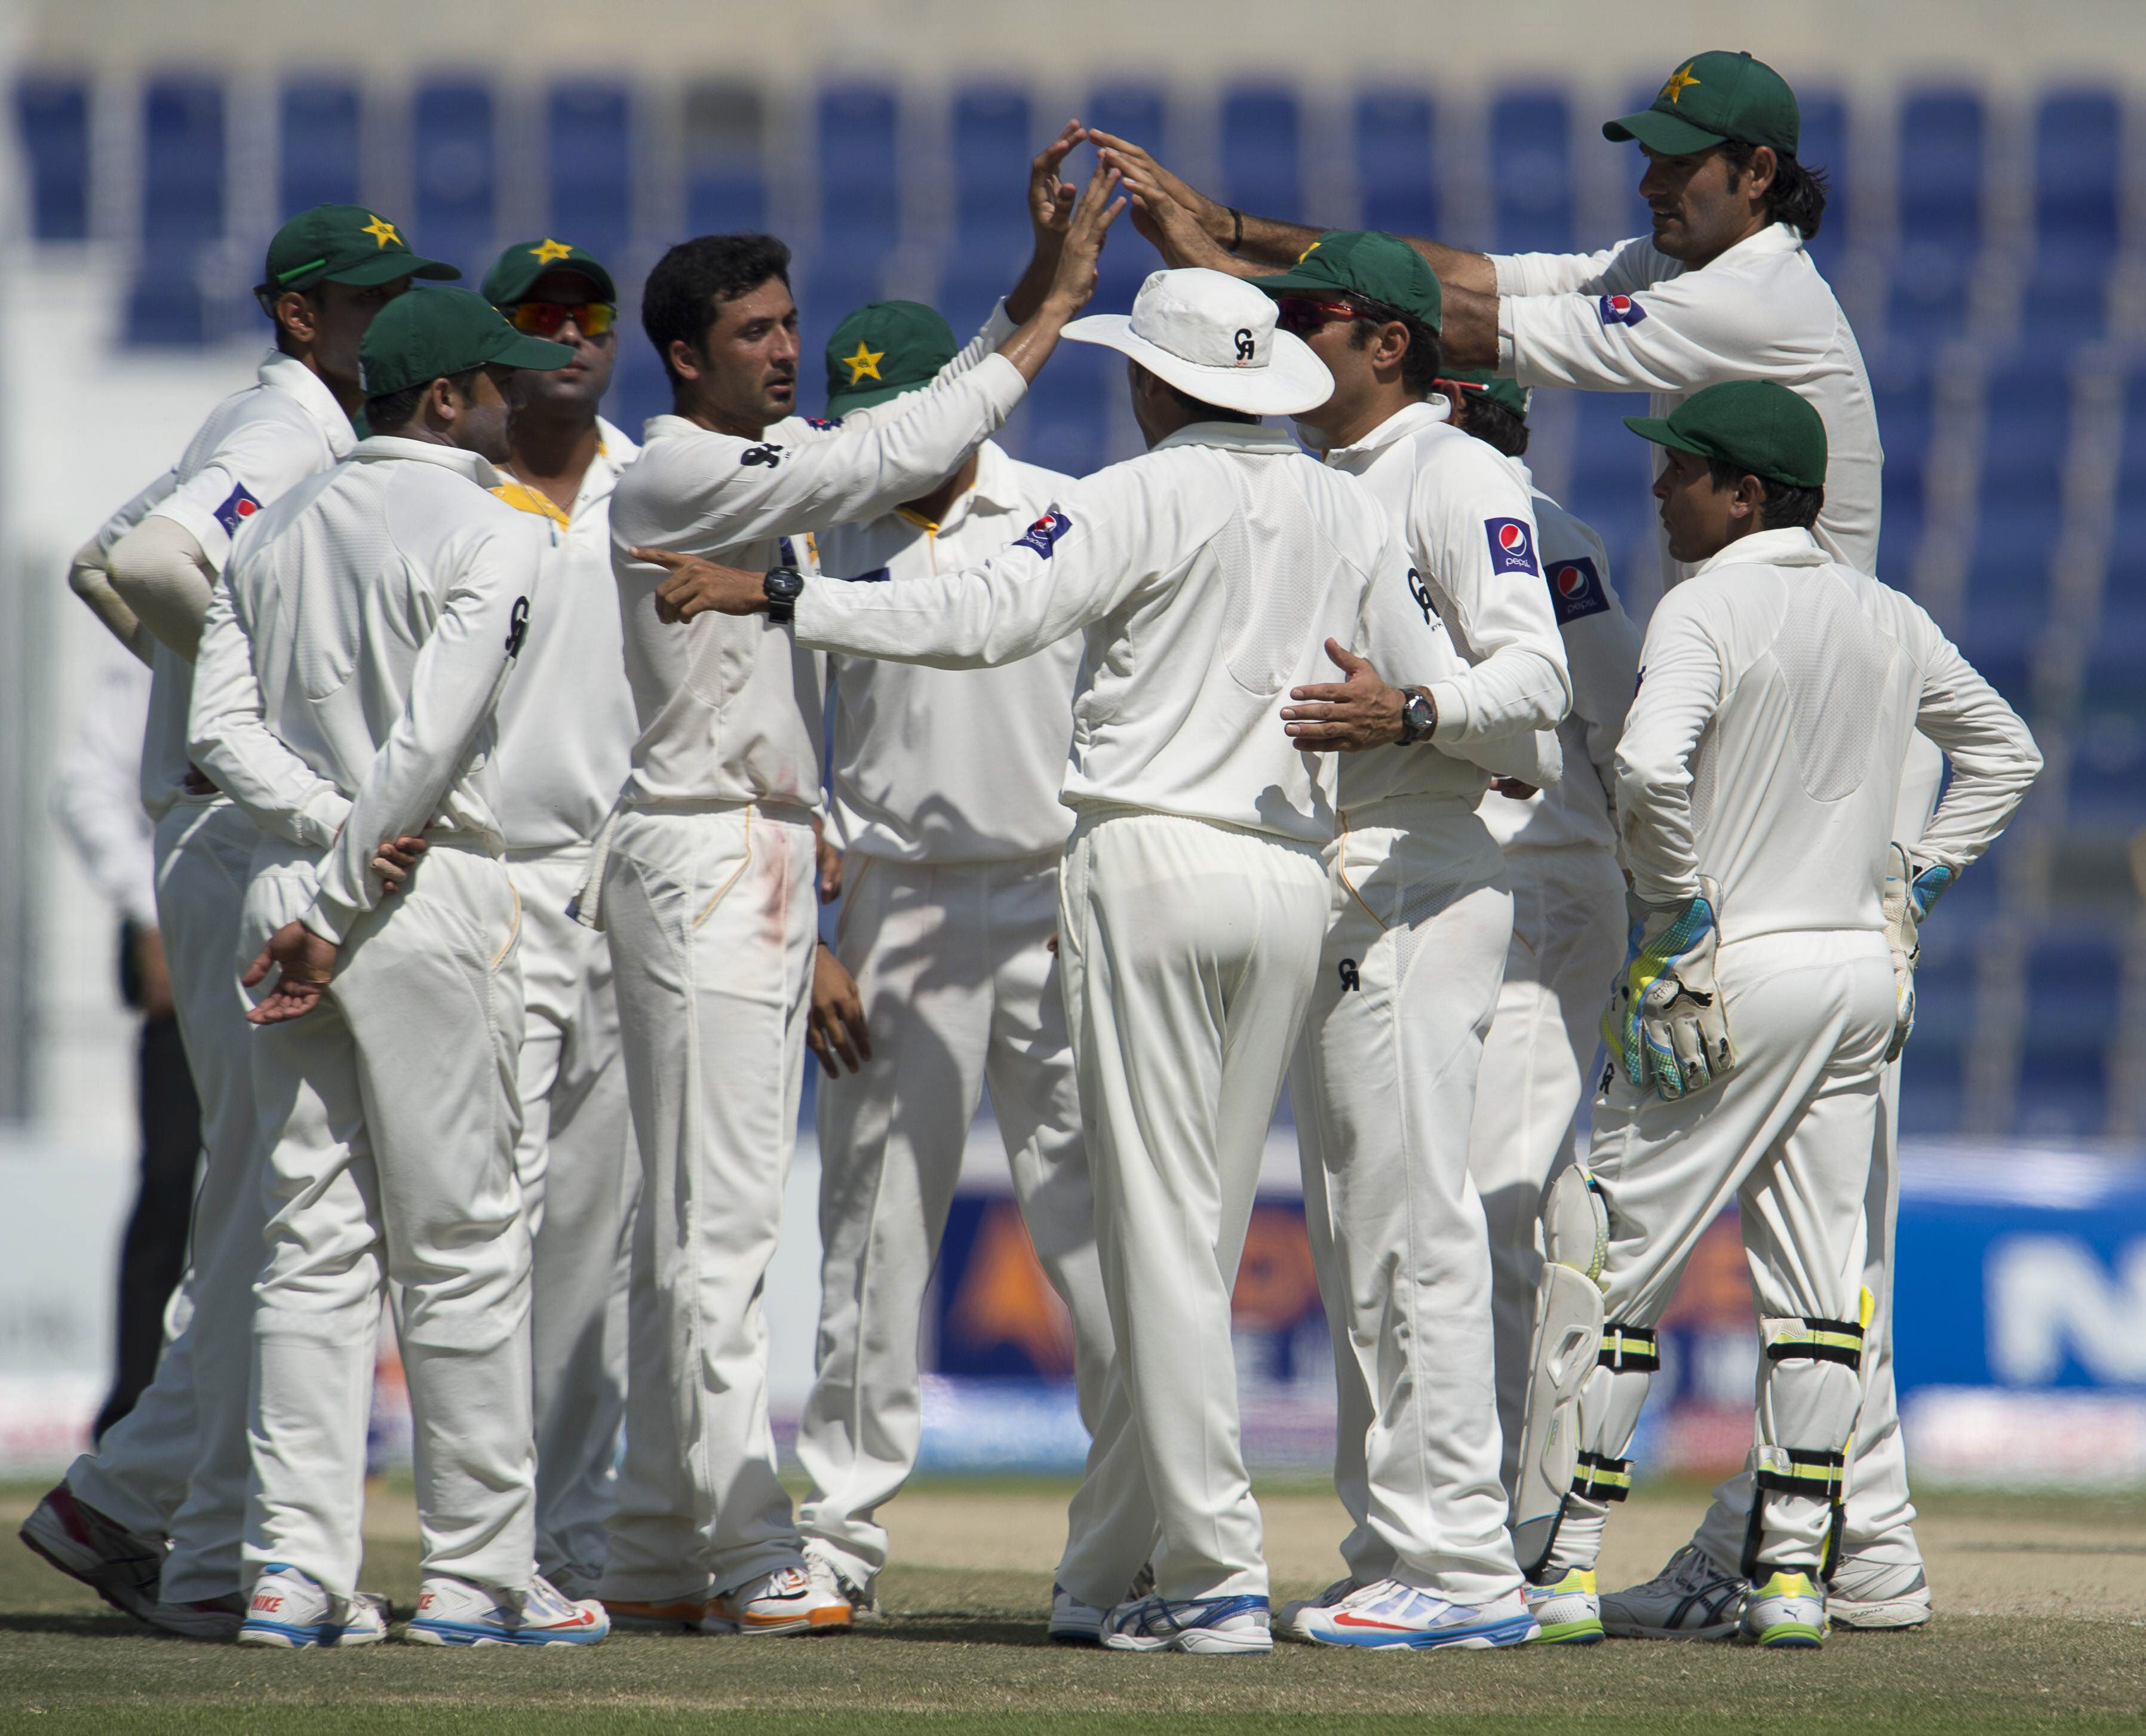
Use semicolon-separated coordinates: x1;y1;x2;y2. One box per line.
598;1594;716;1634
705;1564;852;1636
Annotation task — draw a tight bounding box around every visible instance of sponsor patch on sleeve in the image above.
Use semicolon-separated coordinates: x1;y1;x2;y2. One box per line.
213;483;263;536
1484;517;1540;577
1014;508;1072;558
1597;293;1648;327
841;566;892;585
804;416;842;430
1546;554;1611;624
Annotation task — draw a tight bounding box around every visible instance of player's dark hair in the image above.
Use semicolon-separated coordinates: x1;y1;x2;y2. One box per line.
1708;455;1825;531
364;367;480;435
1140;365;1259;426
1451;391;1531;459
641;233;793;387
1347;308;1442;398
1720;140;1829;239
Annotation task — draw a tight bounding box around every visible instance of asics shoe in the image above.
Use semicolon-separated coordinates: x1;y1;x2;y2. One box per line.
598;1594;714;1633
1277;1576;1359;1642
1101;1593;1272;1655
1740;1570;1827;1648
18;1483;165;1622
145;1591;246;1640
1524;1568;1605;1645
1601;1544;1745;1640
1298;1580;1537;1651
1049;1565;1157;1644
404;1574;608;1646
706;1564;851;1636
237;1565;391;1648
803;1545;885;1627
1826;1556;1933;1630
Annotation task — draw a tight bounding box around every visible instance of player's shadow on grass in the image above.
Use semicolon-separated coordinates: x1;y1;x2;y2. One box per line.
0;1612;173;1637
867;1615;1060;1647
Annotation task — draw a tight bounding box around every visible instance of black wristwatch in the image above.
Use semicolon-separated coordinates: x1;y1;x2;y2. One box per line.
1399;687;1437;745
763;566;805;623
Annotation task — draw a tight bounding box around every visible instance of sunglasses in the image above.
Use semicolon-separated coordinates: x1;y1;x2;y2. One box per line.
1273;294;1398;337
508;299;616;339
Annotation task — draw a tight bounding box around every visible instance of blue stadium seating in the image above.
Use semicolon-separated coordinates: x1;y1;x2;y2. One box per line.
818;84;901;263
141;76;224;248
1796;91;1850;267
125;275;207;347
1898;1037;1966;1135
413;79;497;273
1871;359;1931;591
952;84;1033;265
17;77;90;241
2013;1044;2109;1138
280;80;361;215
1085;85;1167;302
2015;925;2120;1136
796;253;888;370
2034;89;2120;261
1898;924;1975;1135
1221;85;1302;225
1897;88;1985;261
548;81;633;266
2017;254;2108;353
1020;342;1115;479
1491;90;1573;256
2067;709;2146;826
683;83;766;236
1961;361;2068;644
1565;391;1657;566
1355;91;1436;242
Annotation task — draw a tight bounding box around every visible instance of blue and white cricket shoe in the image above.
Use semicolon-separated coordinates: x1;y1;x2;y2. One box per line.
1296;1580;1539;1651
1100;1593;1272;1655
404;1573;609;1647
235;1564;390;1648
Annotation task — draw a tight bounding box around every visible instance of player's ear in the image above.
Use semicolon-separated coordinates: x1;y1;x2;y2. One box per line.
667;337;705;383
274;290;319;346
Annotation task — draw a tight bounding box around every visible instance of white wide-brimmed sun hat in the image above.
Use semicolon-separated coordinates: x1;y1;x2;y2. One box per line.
1063;267;1335;418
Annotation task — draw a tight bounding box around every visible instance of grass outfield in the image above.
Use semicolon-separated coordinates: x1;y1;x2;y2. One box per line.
3;1477;2142;1734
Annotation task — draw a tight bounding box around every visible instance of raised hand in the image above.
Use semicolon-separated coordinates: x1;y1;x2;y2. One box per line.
1043;159;1129;317
1029;120;1082;242
1083;129;1229;244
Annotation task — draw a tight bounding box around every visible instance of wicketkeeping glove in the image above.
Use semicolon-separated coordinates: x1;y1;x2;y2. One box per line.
1601;875;1736;1102
1879;845;1955;1062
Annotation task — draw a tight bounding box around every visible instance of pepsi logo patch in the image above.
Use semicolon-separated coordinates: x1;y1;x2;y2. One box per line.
1597;294;1648;327
1546;554;1610;624
213;482;262;536
1014;509;1072;558
1484;517;1540;576
804;416;842;430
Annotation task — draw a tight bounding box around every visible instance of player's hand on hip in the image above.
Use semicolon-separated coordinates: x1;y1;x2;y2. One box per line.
373;832;428;893
634;547;768;622
245;920;337;1025
1281;639;1408;749
809;941;871;1077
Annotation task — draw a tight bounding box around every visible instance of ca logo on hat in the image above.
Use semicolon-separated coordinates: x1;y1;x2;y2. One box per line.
361;214;401;249
1660;62;1701;104
529;238;574;265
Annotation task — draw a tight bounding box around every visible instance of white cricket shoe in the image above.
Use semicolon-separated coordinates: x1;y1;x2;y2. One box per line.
705;1564;851;1636
236;1565;391;1648
1297;1580;1538;1651
1523;1568;1604;1645
1100;1593;1272;1655
1740;1569;1828;1648
1826;1555;1933;1629
18;1483;165;1622
403;1574;608;1647
1276;1576;1358;1642
803;1545;885;1627
1600;1544;1745;1640
1048;1565;1155;1644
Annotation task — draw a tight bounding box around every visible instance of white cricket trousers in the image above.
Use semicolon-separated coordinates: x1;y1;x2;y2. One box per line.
70;795;262;1606
1290;797;1524;1603
1464;843;1628;1495
1548;929;1895;1578
1053;807;1328;1609
244;840;534;1604
598;802;818;1602
506;845;635;1590
797;849;1116;1587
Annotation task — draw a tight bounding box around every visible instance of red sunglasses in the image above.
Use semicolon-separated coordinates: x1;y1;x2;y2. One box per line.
508;299;617;339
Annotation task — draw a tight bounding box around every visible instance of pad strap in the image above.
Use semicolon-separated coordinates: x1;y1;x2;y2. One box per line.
1754;1446;1847;1500
1761;1315;1865;1370
1572;1451;1632;1503
1598;1323;1660;1373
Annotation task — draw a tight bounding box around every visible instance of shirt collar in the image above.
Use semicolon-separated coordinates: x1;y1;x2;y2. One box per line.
257;348;359;458
1703;222;1806;270
1152;420;1309;457
1318;395;1451;463
351;435;506;490
905;440;1028;536
1691;525;1828;576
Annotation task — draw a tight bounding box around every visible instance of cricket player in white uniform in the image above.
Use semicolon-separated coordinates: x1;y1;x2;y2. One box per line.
787;300;1119;1628
478;238;641;1599
586;145;1120;1637
1510;383;2038;1648
1437;366;1642;1495
653;266;1499;1656
20;206;453;1640
190;288;609;1648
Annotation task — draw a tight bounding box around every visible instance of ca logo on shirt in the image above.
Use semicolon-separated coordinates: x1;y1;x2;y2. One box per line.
1484;518;1540;577
214;482;262;536
740;443;783;468
1547;555;1610;624
1597;294;1648;327
1015;509;1072;558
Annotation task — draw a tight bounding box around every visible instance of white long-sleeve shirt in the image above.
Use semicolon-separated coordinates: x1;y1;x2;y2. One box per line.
794;421;1469;846
189;438;547;944
1477;460;1642;855
816;439;1081;864
1493;223;1881;585
608;306;1028;810
53;649;158;930
1615;527;2040;944
490;417;641;852
1316;397;1573;811
81;350;355;819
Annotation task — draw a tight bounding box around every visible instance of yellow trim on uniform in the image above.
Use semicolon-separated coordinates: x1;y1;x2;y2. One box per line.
1333;809;1387;932
489;479;571;529
490;880;524;970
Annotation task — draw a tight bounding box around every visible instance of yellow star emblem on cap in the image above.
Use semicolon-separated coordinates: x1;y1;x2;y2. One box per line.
530;238;574;265
1660;62;1701;105
361;214;401;249
842;341;885;387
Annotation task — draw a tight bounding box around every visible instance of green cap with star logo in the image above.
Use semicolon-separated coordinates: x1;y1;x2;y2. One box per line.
1623;379;1828;489
825;301;959;416
1436;365;1530;420
357;287;575;400
481;237;618;308
258;204;459;297
1242;229;1443;334
1604;51;1800;158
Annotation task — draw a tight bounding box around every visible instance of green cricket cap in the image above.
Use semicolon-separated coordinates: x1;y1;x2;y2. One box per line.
1623;379;1827;488
1605;51;1800;157
481;237;618;308
358;287;575;400
1437;364;1530;420
825;300;959;416
1244;229;1442;334
260;204;459;296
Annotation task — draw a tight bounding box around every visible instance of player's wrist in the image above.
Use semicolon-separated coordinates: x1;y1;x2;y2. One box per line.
763;566;804;623
1398;686;1438;745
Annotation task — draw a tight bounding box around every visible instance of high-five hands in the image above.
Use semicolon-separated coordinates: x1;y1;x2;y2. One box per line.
1088;133;1241;274
1040;156;1129;318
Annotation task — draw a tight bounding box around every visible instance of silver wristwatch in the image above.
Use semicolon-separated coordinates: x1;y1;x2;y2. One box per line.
1399;688;1437;745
